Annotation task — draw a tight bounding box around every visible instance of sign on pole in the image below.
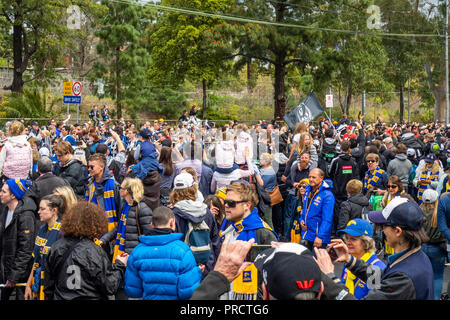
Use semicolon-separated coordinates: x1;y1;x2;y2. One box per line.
326;94;333;108
63;81;82;104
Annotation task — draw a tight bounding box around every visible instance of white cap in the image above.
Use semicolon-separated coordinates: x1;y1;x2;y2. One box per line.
422;189;438;204
173;172;195;189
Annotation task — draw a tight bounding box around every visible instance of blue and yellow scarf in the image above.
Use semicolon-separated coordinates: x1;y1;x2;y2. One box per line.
112;200;133;263
364;167;384;191
417;167;439;204
220;208;278;300
85;178;118;232
31;220;62;300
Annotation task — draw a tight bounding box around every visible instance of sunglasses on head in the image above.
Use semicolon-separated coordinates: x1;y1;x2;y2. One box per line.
224;199;247;208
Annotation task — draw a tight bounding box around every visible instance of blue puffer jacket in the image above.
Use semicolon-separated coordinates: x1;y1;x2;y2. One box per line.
437;193;450;241
299;179;335;244
124;232;202;300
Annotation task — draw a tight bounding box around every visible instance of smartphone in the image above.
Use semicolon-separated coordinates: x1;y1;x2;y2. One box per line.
245;244;272;262
327;246;338;261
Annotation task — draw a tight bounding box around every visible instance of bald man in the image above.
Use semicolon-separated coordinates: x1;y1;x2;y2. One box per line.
298;168;335;252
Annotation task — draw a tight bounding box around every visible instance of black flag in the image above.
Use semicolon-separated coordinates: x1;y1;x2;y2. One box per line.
283;91;325;129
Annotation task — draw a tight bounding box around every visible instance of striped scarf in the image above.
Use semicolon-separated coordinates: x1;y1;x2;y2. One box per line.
31;220;62;300
112;200;133;263
342;251;381;299
417;168;439;204
220;208;278;300
86;178;118;232
364;167;384;191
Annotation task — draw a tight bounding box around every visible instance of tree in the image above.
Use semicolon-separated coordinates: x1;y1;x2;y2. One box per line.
148;0;234;118
91;0;155;119
378;0;428;122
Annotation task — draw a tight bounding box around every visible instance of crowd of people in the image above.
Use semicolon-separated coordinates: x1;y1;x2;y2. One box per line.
0;109;449;301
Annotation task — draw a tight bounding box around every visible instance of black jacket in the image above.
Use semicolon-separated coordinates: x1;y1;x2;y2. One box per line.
25;173;69;208
43;236;125;300
54;158;87;198
329;153;360;200
0;197;37;283
99;200;153;254
337;193;370;231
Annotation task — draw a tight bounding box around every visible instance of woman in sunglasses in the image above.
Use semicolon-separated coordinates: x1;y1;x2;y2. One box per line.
363;153;388;197
381;175;407;208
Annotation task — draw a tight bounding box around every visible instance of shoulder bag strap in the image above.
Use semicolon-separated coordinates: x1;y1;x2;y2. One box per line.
135;203;142;236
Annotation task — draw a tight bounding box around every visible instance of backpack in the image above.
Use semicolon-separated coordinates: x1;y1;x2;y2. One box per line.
215;140;235;169
235;132;253;165
184;220;211;265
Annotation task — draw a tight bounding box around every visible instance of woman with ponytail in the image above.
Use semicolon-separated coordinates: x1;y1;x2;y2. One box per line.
114;177;153;259
420;189;447;300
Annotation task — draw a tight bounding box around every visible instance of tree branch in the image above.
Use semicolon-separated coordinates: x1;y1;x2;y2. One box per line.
283;58;307;66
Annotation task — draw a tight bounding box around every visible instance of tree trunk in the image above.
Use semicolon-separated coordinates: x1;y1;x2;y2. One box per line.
202;78;207;118
345;84;352;116
425;62;446;122
115;47;121;118
247;59;252;92
274;61;286;120
399;85;404;123
10;24;24;92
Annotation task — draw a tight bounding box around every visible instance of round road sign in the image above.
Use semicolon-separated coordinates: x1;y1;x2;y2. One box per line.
72;82;82;96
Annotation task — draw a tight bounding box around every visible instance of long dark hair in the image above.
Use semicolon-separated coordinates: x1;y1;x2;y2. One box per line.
159;146;174;176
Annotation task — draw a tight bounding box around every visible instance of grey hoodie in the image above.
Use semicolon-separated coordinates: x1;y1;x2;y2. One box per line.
387;153;412;188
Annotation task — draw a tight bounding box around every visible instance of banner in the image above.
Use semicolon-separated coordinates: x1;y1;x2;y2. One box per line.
283;91;325;129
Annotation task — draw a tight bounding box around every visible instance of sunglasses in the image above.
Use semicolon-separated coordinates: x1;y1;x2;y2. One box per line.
88;165;95;170
224;199;247;208
366;160;377;164
387;185;398;189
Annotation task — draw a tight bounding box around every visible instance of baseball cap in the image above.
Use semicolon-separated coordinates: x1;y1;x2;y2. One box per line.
173;172;194;189
337;218;373;238
253;243;322;300
368;197;425;231
215;187;227;200
138;128;151;139
424;153;436;163
422;189;438;204
406;148;415;157
32;121;39;126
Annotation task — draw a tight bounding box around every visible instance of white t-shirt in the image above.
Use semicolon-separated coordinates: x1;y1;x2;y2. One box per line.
293;133;301;144
5;209;14;229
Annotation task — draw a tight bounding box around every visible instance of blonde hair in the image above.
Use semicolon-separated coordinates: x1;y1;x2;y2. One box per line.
121;177;144;203
420;201;439;228
346;179;363;195
226;182;259;210
296;132;313;154
8;121;24;137
53;186;78;216
260;153;274;166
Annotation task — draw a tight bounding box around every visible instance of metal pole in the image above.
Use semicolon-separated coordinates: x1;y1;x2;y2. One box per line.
362;90;366;116
407;78;410;123
446;0;449;125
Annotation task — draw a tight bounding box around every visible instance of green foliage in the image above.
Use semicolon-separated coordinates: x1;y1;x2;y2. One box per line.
1;88;58;119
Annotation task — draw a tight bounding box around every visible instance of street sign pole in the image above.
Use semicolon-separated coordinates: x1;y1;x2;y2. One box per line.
446;0;449;125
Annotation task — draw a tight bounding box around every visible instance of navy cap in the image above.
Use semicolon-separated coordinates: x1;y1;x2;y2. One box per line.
337;218;373;237
368;197;424;231
424;153;436;163
138;128;151;139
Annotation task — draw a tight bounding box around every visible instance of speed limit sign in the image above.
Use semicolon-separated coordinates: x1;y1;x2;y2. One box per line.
72;82;82;96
